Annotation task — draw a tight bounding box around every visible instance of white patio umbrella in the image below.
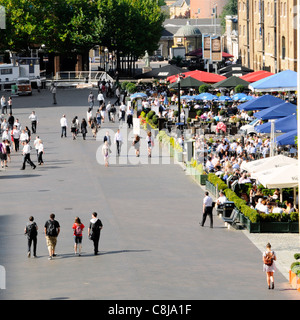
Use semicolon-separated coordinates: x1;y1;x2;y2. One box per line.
240;155;297;174
251;163;298;188
251;163;298;203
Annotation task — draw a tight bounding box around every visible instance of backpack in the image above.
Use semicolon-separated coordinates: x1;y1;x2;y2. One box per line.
46;220;57;236
27;222;37;238
74;224;82;236
264;251;274;266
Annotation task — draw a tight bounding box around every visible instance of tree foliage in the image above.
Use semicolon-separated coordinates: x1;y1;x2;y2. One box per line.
0;0;164;59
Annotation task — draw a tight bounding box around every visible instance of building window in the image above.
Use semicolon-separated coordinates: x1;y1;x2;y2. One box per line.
1;69;12;75
267;33;270;46
282;36;286;60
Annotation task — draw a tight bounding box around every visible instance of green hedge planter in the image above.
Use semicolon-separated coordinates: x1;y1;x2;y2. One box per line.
237;211;299;233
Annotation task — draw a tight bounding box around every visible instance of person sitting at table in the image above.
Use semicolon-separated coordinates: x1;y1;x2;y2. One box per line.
269;188;280;200
272;203;283;214
284;201;295;214
216;191;227;209
238;172;251;184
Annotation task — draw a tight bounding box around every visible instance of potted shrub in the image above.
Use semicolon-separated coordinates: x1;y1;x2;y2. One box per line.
289;253;300;292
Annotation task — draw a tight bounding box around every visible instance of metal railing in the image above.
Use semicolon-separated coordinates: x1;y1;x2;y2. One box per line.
54;71;114;83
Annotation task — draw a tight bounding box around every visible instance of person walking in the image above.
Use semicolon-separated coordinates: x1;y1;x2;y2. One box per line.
51;83;57;104
60;115;68;138
88;91;94;109
263;242;277;289
29;111;38;133
71;118;77;140
81;118;88;140
0;140;7;168
132;134;140;157
200;191;214;228
102;140;111;167
103;131;111;147
72;217;85;256
97;91;104;107
1;95;7;114
37;139;44;165
7;97;12;114
88;212;103;255
7;113;14;130
44;213;60;260
20;140;36;170
114;129;122;156
146;131;154;158
12;125;20;152
24;216;38;258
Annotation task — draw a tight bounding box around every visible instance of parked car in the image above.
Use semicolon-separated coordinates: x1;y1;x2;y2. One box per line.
17;77;32;95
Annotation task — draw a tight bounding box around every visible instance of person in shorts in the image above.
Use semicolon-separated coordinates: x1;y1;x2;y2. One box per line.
44;213;60;260
72;217;85;256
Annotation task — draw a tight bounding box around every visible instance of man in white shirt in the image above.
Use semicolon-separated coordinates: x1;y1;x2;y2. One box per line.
12;125;21;151
216;191;227;209
200;191;214;228
60;115;68;138
29;111;38;133
20;140;36;170
2;128;10;142
114;129;123;156
205;156;215;173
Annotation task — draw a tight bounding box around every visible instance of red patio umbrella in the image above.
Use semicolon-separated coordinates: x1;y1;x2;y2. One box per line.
167;70;226;84
240;70;274;83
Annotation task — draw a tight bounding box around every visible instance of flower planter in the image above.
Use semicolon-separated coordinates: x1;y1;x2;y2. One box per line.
289;270;300;292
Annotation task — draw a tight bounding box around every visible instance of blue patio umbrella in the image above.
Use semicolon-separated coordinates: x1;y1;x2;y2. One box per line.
218;95;233;102
254;102;297;120
255;113;297;133
195;93;218;101
276;130;297;146
240;95;254;102
249;70;297;92
130;92;148;99
232;93;248;101
237;94;283;111
180;95;194;101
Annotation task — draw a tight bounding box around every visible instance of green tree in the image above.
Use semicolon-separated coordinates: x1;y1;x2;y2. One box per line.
220;0;238;32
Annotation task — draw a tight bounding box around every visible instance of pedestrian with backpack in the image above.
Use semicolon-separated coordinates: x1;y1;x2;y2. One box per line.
72;217;85;256
263;242;277;289
44;213;60;260
24;216;38;258
88;212;103;255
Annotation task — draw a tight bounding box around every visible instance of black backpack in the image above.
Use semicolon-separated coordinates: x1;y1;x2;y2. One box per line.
27;222;37;238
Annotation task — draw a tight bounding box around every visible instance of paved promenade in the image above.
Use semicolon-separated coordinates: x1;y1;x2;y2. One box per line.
0;88;299;300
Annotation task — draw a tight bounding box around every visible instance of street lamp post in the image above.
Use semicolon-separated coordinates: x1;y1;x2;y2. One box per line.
177;73;185;132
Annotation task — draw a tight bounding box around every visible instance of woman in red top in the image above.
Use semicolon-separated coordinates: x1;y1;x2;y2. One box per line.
72;217;85;256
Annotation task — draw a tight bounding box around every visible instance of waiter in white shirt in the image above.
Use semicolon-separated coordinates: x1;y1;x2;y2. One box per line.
60;115;68;138
114;129;123;156
200;191;213;228
29;111;38;133
20;140;36;170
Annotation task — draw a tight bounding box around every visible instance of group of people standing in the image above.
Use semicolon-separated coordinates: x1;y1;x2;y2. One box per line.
24;212;103;259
